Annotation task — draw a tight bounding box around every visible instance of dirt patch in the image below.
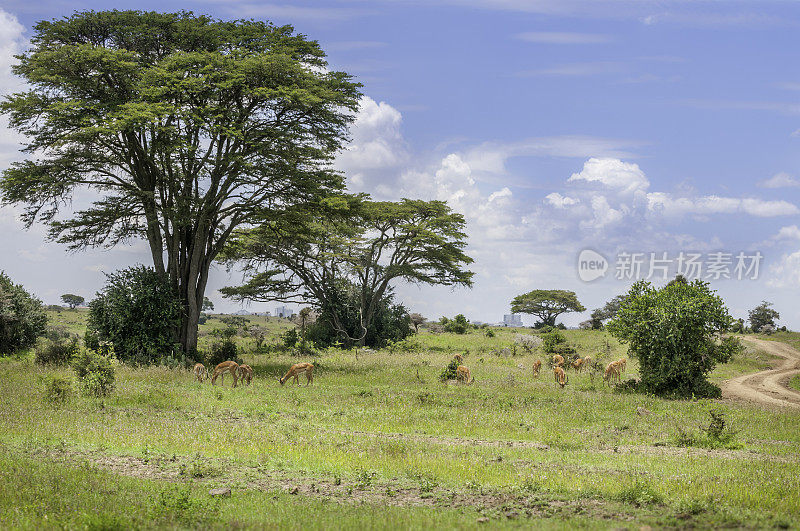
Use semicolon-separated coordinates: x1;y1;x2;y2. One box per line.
722;337;800;410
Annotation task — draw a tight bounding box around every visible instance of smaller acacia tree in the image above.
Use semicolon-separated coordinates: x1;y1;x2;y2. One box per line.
202;297;214;313
409;313;426;333
510;290;585;327
0;272;47;355
61;294;85;310
607;278;741;398
748;301;780;333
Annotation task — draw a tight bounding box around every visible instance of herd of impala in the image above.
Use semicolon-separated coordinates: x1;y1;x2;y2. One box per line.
191;348;626;390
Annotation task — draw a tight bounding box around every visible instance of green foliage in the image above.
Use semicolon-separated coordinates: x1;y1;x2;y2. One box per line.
307;287;413;348
35;336;80;366
510;289;585;327
607;278;739;398
485;328;495;338
748;301;780;333
43;375;73;406
202;297;214;312
60;294;84;309
0;272;47;356
281;328;300;349
672;409;741;449
617;480;664;507
439;358;460;382
1;10;361;354
88;266;182;365
443;314;469;334
220;198;473;348
541;329;566;353
205;339;241;368
72;348;116;398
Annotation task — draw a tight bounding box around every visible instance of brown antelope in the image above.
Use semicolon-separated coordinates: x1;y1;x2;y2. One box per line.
532;359;542;377
193;362;209;383
553;366;567;388
211;361;239;387
571;358;585;372
552;354;565;367
455;365;474;384
453;353;463;364
583;356;592;368
238;364;253;385
603;362;620;386
280;363;314;386
615;358;627;373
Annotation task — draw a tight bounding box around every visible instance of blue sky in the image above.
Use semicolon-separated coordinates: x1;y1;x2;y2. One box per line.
1;0;799;327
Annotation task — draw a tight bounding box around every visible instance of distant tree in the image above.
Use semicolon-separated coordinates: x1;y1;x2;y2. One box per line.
409;313;426;333
607;278;741;398
1;11;361;353
510;290;585;327
88;266;182;365
60;294;84;309
0;272;48;355
202;297;214;313
748;301;780;333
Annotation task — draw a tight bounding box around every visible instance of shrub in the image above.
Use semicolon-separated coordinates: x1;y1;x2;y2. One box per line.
43;325;71;342
443;314;470;334
541;330;566;353
485;328;495;338
607;278;740;398
35;336;80;366
72;348;115;397
617;480;663;506
205;338;241;368
439;358;460;381
87;266;182;365
0;272;47;356
281;328;300;348
43;375;73;406
514;334;541;352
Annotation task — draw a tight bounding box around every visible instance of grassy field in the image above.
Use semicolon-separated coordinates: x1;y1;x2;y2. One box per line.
2;317;799;529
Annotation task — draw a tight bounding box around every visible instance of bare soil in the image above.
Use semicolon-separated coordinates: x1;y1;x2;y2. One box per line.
722;337;800;410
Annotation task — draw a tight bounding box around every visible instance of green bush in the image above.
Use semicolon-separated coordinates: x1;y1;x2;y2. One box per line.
35;336;80;366
541;330;566;353
485;329;495;338
43;375;73;406
205;338;241;368
88;266;182;365
72;348;115;397
439;358;460;382
0;272;47;356
443;314;470;334
607;278;740;398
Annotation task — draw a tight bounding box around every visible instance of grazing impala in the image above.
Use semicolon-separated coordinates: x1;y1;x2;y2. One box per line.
193;362;209;383
453;353;464;364
603;362;620;386
280;363;314;386
238;364;253;385
455;365;473;384
553;366;568;388
552;354;565;367
212;361;239;387
532;359;542;377
571;358;585;372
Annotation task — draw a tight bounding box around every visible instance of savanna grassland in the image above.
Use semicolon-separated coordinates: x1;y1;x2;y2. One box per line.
1;310;799;529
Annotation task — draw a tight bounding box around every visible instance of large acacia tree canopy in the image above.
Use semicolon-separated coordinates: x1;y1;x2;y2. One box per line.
0;10;362;352
510;289;586;326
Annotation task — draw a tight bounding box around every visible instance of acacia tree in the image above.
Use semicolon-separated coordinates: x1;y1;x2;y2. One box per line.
61;294;85;309
219;198;473;346
748;301;780;333
0;11;360;353
510;290;585;327
408;313;426;333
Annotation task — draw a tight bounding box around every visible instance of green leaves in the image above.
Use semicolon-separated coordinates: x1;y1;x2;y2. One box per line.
607;278;738;398
510;290;586;327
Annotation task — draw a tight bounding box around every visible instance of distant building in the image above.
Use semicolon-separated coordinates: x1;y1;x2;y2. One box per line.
275;306;295;319
503;314;523;327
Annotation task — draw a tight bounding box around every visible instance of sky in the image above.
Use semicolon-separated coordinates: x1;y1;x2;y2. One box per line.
1;0;799;328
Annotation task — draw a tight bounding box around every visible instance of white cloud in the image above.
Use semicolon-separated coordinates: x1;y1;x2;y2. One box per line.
767;250;800;288
759;172;800;188
646;193;799;218
771;225;800;241
545;192;579;208
0;8;24;94
515;32;611;44
568;157;650;196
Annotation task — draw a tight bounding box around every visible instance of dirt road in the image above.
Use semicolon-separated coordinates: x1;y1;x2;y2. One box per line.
722;337;800;409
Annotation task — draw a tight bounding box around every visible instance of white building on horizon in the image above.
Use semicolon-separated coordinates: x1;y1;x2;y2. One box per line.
275;306;295;319
503;314;523;327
